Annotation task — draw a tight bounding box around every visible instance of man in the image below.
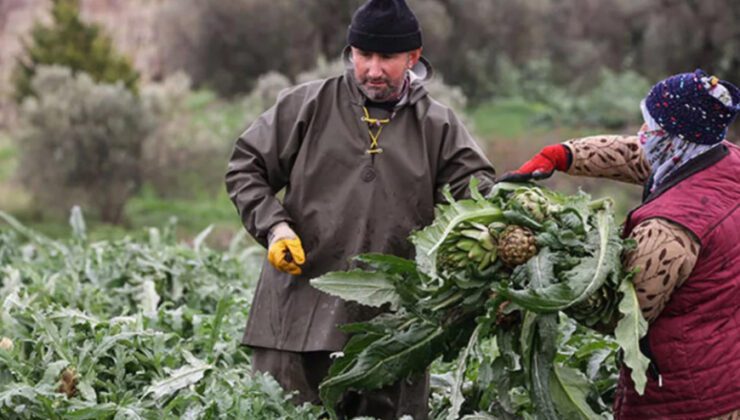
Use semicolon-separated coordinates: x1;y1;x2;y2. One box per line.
225;0;496;417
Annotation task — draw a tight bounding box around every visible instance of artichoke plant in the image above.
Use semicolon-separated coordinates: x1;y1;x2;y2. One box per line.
311;180;649;420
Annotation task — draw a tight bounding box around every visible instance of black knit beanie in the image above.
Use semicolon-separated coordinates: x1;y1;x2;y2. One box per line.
347;0;422;54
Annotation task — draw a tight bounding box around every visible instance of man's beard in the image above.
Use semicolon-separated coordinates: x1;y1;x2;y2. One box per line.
358;76;404;102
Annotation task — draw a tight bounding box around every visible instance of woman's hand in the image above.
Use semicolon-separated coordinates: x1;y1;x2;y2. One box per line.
498;144;571;182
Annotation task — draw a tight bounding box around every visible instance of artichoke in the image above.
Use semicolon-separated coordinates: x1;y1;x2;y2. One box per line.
498;225;537;267
511;190;548;222
58;367;78;398
566;285;620;330
0;337;13;351
437;222;498;273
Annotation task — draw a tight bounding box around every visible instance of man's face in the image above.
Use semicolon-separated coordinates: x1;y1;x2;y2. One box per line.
351;47;421;102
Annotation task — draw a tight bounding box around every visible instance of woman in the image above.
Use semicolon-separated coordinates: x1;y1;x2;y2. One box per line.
501;69;740;420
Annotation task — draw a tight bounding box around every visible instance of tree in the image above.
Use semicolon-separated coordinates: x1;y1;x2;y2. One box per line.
160;0;318;96
12;0;139;103
18;66;153;224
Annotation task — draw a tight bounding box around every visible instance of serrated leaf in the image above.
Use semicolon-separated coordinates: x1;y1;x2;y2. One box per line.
461;414;498;420
114;407;145;420
41;360;69;384
0;384;40;408
207;297;232;354
144;351;211;400
586;348;614;380
501;207;622;312
193;225;213;254
550;364;600;420
353;254;418;276
0;210;67;254
77;380;97;402
64;402;118;419
320;322;449;419
138;279;160;317
69;206;87;240
528;314;559;420
448;324;481;420
310;270;402;310
527;248;556;288
614;279;649;395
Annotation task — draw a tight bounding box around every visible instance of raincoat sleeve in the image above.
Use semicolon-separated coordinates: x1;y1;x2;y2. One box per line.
225;88;310;247
434;109;496;202
563;135;651;185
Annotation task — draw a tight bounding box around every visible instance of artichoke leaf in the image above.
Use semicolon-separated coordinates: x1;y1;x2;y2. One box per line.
311;270;402;311
614;279;649;395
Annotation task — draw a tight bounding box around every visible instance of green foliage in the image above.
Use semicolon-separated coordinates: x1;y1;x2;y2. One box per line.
0;133;16;182
572;70;651;129
0;210;321;418
16;66;154;224
295;56;346;85
470;98;552;138
12;0;139;103
246;72;292;113
125;189;239;235
160;0;318;96
487;58;651;131
311;182;648;419
502;202;622;312
140;74;246;201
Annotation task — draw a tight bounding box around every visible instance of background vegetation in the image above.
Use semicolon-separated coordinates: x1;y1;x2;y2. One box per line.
1;0;738;245
0;0;738;417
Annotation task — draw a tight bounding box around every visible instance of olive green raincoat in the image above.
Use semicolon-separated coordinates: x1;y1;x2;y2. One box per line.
226;49;496;352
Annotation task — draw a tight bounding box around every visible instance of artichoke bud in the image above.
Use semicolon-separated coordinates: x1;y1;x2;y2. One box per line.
566;286;618;326
0;337;13;351
512;190;548;221
438;221;503;274
58;367;78;398
498;225;537;267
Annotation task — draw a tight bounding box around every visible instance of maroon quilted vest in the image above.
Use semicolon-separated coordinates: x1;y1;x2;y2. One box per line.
614;142;740;419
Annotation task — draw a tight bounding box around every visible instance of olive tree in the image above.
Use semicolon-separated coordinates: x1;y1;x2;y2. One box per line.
17;66;154;223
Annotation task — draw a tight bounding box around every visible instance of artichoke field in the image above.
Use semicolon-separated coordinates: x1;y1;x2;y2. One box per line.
311;181;650;419
0;210;322;419
0;181;651;419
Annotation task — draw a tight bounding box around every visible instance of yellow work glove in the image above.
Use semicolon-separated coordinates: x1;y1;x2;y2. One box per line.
267;222;306;275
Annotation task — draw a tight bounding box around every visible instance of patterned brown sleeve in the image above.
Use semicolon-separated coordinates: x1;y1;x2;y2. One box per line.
564;135;651;185
623;218;700;322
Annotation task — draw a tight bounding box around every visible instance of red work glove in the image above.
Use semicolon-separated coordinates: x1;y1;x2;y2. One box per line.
498;144;571;182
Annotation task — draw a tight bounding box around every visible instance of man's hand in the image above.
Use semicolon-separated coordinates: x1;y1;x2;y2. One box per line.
267;222;306;275
498;144;571;182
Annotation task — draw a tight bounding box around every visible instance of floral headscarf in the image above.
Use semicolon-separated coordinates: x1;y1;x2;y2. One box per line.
638;76;733;192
